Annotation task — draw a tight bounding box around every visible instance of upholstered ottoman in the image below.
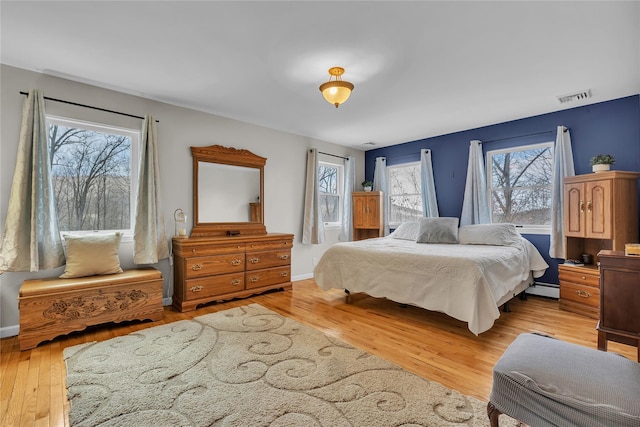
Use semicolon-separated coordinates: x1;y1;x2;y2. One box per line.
488;333;640;427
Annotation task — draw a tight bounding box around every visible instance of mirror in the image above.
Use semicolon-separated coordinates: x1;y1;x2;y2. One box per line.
191;145;266;237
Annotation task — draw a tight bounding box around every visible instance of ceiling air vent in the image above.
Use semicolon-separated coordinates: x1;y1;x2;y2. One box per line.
557;89;592;104
361;141;377;147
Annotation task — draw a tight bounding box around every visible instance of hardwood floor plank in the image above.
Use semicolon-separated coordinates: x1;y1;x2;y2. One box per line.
0;279;636;426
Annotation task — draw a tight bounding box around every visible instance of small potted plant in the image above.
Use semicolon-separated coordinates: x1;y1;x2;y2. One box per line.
590;154;615;173
361;180;373;192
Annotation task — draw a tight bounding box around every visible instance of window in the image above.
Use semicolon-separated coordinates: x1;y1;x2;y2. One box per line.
46;116;139;234
486;142;553;233
387;162;423;226
318;161;343;226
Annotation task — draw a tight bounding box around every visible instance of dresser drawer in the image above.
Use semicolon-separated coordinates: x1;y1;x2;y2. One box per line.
560;280;601;308
245;266;291;290
184;273;244;300
183;253;244;278
558;268;599;289
246;239;293;252
179;243;245;257
245;249;291;271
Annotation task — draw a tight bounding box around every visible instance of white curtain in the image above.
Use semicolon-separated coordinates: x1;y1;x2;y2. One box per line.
339;156;355;241
420;148;439;217
549;126;575;259
0;89;65;272
133;115;170;264
460;140;490;226
302;149;325;244
373;157;390;235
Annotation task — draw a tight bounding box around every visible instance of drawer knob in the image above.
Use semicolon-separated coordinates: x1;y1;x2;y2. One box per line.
279;254;289;260
250;257;260;264
581;276;586;280
231;259;242;266
190;285;203;293
576;289;591;298
249;276;258;283
192;248;196;254
191;264;203;271
231;279;241;286
280;272;288;277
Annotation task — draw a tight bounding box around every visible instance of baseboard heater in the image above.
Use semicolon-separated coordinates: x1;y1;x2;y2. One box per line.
526;282;559;299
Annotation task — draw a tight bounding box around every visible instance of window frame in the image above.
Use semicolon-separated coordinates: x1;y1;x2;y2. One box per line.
318;160;344;228
46;115;140;238
386;161;423;229
485;141;554;235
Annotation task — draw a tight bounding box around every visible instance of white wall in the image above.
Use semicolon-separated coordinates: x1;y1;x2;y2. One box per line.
0;64;365;337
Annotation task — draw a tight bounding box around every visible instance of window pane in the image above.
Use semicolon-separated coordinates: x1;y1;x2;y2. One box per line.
389;195;423;223
490;188;552;225
320;195;339;223
49;123;132;231
488;144;553;227
318;165;338;194
388;162;422;224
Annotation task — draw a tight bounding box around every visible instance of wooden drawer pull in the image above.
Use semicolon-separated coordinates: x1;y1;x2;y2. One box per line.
249;276;259;283
191;264;203;271
231;259;242;266
250;257;260;264
192;248;197;254
190;285;203;293
231;279;241;286
581;276;586;280
576;289;591;298
279;254;289;260
280;272;288;277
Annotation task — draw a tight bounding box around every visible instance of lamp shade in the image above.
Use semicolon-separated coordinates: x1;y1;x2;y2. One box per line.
319;67;354;108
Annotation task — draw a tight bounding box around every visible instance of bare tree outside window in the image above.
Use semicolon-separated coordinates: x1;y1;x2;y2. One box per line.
487;143;553;227
47;118;136;232
388;162;423;224
318;162;341;224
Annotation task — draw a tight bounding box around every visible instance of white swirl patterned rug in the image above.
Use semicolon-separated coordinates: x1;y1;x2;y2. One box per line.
64;303;517;427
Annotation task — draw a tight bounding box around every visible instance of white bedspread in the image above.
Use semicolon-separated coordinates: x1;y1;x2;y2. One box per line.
314;237;549;335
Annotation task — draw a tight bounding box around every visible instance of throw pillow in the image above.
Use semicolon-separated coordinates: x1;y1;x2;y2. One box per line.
416;217;459;244
458;223;521;246
389;221;420;240
60;232;123;278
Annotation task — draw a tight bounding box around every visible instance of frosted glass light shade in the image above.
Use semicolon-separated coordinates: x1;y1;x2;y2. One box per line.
320;81;354;108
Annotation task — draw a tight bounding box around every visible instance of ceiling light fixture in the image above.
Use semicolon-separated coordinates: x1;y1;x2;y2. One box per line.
319;67;354;108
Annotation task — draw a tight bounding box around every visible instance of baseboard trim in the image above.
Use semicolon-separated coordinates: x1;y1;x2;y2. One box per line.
293;273;313;281
526;282;559;299
1;324;19;339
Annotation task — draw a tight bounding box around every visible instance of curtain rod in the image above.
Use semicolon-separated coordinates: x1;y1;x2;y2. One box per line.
19;91;159;123
483;127;568;144
316;150;349;160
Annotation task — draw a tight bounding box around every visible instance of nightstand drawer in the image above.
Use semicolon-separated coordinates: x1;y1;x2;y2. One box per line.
560;281;601;308
558;268;599;288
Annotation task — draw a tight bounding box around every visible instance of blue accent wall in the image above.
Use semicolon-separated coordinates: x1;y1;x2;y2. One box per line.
365;95;640;285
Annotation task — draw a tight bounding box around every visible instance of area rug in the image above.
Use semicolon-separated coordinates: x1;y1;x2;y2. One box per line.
64;303;517;426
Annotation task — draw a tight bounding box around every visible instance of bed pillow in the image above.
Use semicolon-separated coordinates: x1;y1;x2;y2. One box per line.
458;223;521;246
389;221;420;240
416;217;459;244
60;232;123;278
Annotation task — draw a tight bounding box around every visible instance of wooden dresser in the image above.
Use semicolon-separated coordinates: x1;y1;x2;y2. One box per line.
597;250;640;361
560;171;640;318
172;233;293;312
352;191;384;240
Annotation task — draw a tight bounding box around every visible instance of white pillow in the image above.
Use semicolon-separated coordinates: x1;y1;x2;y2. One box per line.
416;217;459;244
458;224;521;246
60;232;123;278
389;221;420;240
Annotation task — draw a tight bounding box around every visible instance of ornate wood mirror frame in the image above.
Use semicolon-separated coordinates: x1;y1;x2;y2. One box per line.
191;145;266;237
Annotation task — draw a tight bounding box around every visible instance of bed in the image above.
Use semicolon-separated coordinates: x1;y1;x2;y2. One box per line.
314;220;549;335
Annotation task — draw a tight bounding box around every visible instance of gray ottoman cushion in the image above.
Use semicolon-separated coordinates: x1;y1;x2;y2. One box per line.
490;333;640;427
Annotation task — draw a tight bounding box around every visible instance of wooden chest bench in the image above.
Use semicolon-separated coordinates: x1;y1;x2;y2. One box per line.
18;268;163;350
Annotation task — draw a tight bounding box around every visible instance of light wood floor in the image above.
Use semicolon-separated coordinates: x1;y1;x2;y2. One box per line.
1;279;636;426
